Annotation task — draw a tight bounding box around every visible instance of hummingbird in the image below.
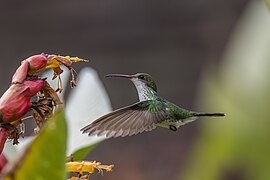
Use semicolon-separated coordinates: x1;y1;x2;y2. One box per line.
81;73;225;138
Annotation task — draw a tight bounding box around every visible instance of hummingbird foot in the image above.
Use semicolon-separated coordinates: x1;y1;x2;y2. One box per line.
169;125;177;131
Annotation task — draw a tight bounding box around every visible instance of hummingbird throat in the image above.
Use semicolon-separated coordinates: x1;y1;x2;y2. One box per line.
133;83;157;101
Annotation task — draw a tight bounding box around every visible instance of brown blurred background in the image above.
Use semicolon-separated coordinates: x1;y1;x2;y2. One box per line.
0;0;249;179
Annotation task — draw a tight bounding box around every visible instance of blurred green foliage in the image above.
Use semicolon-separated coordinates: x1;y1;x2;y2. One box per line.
3;111;67;180
265;0;270;8
182;1;270;180
72;143;99;161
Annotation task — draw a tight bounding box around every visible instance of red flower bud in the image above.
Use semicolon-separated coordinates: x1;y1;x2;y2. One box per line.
0;79;45;124
11;60;29;84
22;79;45;96
0;84;31;123
12;54;47;84
27;53;47;75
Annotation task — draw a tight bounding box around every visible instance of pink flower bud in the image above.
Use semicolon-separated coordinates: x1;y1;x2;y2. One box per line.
22;79;45;96
0;84;31;123
12;54;48;84
11;60;29;84
27;53;47;75
0;79;45;123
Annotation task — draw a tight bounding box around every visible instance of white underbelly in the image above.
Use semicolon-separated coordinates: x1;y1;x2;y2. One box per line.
157;117;199;129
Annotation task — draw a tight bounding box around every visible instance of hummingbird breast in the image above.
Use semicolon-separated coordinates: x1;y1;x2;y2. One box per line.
137;86;157;101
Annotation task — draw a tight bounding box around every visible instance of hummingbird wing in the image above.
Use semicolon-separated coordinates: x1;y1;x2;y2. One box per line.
81;100;167;138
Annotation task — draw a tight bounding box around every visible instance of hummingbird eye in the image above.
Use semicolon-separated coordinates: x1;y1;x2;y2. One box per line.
138;75;145;80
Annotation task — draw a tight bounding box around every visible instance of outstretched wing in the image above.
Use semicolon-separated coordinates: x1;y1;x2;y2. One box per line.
81;100;167;138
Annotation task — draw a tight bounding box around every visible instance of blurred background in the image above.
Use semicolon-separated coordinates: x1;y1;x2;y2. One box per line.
1;0;270;179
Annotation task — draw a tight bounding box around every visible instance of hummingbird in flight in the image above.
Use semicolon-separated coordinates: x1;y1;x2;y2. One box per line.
81;73;225;138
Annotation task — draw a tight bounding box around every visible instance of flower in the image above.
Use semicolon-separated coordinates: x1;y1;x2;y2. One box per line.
0;54;112;179
3;67;112;159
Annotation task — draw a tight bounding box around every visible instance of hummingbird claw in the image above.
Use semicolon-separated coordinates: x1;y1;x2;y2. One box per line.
169;125;177;131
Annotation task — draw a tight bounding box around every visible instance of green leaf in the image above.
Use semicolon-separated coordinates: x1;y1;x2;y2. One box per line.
72;143;99;161
3;111;67;180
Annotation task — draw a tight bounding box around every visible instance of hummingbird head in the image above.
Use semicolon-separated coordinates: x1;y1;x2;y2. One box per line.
106;73;157;92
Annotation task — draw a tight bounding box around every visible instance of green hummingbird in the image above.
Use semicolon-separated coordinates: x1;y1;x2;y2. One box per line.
81;73;225;138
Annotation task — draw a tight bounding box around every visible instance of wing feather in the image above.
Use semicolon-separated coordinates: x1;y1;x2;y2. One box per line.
81;100;167;137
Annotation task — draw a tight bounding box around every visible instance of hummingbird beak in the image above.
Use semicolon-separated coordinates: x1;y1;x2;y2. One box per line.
105;74;135;79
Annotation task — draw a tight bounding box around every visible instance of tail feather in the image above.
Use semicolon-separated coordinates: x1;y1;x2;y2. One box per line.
194;112;225;117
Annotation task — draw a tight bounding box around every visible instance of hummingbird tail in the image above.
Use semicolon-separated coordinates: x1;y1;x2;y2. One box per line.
194;112;225;117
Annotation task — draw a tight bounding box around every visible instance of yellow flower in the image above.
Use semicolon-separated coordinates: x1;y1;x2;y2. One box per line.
66;161;113;175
